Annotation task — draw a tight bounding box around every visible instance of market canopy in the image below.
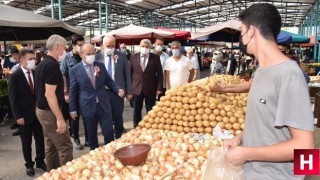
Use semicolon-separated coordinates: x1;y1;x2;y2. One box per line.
282;30;310;43
277;31;292;43
300;34;319;47
91;24;175;44
0;4;85;41
191;19;241;42
157;27;191;40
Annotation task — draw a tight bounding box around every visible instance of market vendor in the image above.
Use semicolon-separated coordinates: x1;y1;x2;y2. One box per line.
224;3;315;180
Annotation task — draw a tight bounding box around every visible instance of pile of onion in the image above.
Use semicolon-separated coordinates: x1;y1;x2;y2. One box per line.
139;75;247;135
36;128;221;180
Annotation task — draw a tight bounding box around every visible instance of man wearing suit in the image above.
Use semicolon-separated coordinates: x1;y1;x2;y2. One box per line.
96;35;132;139
130;39;163;127
69;44;124;150
8;49;46;176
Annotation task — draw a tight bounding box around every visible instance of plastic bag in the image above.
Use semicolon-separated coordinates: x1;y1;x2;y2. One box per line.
212;124;235;141
203;147;243;180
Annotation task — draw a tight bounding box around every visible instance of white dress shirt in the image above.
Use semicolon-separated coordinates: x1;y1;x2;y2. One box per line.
21;66;34;87
105;53;115;80
140;53;149;70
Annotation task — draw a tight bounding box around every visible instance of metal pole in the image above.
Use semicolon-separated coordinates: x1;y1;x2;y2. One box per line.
145;11;149;27
105;0;109;32
51;0;55;19
314;1;319;62
58;0;62;20
99;0;102;35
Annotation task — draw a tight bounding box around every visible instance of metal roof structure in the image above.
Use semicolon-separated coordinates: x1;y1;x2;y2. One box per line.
0;0;317;33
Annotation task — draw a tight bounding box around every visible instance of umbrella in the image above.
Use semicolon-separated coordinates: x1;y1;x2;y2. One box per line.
300;34;319;47
277;31;292;43
191;19;242;42
0;4;85;53
91;24;175;44
282;30;310;43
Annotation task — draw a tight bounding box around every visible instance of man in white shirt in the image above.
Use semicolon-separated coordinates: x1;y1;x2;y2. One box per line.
185;47;200;80
165;41;194;90
153;37;169;100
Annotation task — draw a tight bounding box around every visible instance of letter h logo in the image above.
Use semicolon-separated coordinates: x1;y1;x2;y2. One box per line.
294;149;320;175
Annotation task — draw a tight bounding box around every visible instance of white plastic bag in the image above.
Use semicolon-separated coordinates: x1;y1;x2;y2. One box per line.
203;147;243;180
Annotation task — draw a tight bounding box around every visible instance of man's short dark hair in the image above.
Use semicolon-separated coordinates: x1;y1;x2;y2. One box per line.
238;3;281;41
278;42;290;50
155;37;165;44
71;34;84;45
19;49;35;60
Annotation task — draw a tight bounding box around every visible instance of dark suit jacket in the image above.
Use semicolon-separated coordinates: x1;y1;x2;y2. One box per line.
8;67;36;125
95;51;132;96
69;61;120;118
129;52;163;96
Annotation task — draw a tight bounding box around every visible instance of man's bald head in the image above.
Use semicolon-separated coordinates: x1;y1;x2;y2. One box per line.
80;43;95;60
103;35;115;48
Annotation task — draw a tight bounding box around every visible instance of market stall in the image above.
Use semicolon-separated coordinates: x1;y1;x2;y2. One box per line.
36;75;247;180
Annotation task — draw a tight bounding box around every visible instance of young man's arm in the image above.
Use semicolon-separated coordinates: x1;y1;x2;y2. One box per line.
225;128;315;165
165;70;170;90
211;81;252;93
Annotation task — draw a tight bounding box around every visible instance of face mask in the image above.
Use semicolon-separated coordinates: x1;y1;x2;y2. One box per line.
140;47;150;55
172;49;180;57
85;55;95;65
59;50;67;62
121;48;126;52
239;31;253;56
76;46;81;54
26;60;36;70
9;57;16;63
155;45;163;52
104;48;115;56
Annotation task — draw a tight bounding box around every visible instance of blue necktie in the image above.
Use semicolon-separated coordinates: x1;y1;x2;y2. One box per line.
107;55;112;77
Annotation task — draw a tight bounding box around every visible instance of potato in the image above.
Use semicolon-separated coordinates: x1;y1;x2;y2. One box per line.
188;116;195;122
189;121;196;127
222;117;230;123
197;127;205;133
166;119;173;125
173;120;178;125
163;113;169;119
195;120;203;127
160;117;166;124
179;109;185;115
225;123;232;130
210;121;217;127
191;127;198;133
164;100;171;107
178;120;184;126
233;123;241;130
171;125;177;131
157;101;164;107
173;108;179;114
183;121;189;127
177;126;184;132
189;98;197;104
191;110;197;116
170;96;177;102
151;124;158;129
158;123;165;129
209;114;216;121
184;127;191;133
182;97;189;104
213;109;220;116
229;117;237;123
176;96;182;102
176;114;182;120
148;118;155;124
197;108;205;115
203;120;210;127
138;121;145;127
238;118;245;124
205;127;213;134
170;102;176;109
164;124;171;130
154;117;160;124
218;122;225;129
195;115;202;121
185;110;191;116
166;108;173;114
202;114;209;121
176;102;183;109
190;104;196;110
205;108;212;115
183;104;190;110
196;102;203;108
170;114;175;119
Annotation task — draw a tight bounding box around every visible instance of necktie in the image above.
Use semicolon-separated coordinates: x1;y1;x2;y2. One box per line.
87;65;95;88
87;65;99;103
27;71;34;95
107;55;112;78
141;55;146;71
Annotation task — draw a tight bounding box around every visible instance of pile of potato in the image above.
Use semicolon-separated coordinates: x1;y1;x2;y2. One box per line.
139;75;248;135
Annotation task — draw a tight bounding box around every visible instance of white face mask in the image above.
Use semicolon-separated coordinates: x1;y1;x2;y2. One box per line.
26;60;36;70
172;49;180;57
59;50;67;62
85;55;95;65
140;47;150;55
155;45;163;52
76;46;81;54
9;57;16;63
104;48;115;56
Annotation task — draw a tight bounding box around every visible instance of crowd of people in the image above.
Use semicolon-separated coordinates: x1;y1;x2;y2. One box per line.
0;3;316;179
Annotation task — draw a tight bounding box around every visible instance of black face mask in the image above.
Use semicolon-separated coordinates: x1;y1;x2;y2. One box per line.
239;35;253;56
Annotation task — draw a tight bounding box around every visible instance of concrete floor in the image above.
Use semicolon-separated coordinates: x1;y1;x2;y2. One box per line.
0;69;319;180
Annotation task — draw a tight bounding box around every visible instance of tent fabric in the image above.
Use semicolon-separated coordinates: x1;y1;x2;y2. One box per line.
0;4;85;41
157;27;191;39
277;31;292;43
282;30;310;43
91;24;175;44
191;19;242;42
300;35;318;47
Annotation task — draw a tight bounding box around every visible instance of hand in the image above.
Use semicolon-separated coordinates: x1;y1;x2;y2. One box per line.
70;114;78;120
156;91;162;96
56;119;67;134
224;136;241;151
17;118;25;126
118;89;124;97
225;146;249;166
64;94;69;103
126;95;133;101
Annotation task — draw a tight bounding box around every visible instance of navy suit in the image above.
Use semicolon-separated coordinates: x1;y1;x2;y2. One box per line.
96;51;132;139
69;61;120;150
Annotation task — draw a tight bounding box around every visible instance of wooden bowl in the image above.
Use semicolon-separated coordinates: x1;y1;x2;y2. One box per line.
113;143;151;166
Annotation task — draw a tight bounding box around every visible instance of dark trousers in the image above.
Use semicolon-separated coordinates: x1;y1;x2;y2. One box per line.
62;102;88;142
107;91;124;139
133;92;156;128
157;88;166;101
19;118;45;168
82;103;114;150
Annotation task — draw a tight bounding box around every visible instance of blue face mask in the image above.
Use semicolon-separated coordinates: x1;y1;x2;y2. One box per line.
172;49;180;57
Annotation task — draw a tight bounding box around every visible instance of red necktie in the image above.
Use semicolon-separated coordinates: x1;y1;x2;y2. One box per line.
87;65;99;103
27;71;34;95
